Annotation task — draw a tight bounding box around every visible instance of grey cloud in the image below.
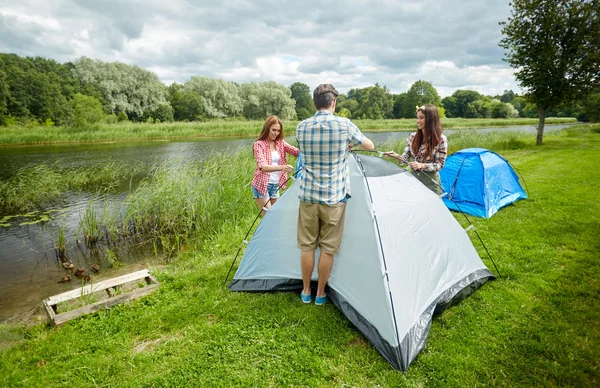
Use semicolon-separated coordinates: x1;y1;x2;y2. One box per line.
0;0;519;95
0;13;74;58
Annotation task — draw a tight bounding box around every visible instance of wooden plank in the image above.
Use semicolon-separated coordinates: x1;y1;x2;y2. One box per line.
46;269;152;305
42;298;56;322
52;283;160;326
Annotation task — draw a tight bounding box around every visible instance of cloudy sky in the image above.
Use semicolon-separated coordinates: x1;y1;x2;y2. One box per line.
0;0;521;97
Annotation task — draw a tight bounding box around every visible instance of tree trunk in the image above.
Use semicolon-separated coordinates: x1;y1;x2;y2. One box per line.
536;106;546;145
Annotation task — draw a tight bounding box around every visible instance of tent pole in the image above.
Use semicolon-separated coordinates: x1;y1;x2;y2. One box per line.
223;167;303;287
450;198;502;278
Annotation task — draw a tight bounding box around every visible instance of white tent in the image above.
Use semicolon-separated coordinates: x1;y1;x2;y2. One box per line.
229;153;494;370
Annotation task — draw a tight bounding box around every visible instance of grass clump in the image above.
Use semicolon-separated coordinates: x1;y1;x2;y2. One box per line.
0;162;141;212
122;150;259;257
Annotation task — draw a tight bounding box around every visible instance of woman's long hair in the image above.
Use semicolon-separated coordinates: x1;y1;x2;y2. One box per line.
257;115;284;141
412;104;443;160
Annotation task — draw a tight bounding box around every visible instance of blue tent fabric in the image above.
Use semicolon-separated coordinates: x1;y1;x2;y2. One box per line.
440;148;527;218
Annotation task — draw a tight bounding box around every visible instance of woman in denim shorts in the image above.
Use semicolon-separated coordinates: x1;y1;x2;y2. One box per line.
251;115;300;216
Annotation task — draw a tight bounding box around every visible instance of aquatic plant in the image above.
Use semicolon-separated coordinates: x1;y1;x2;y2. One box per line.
81;200;102;245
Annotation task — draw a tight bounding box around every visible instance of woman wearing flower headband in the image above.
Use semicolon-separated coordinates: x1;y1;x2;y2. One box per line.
384;104;448;194
252;115;300;216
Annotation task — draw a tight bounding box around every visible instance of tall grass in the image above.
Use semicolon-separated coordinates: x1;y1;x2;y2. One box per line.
80;200;102;245
0;162;142;212
122;150;258;255
0;164;66;209
0;117;578;145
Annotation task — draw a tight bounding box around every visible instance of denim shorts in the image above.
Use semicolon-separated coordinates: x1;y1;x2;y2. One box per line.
252;183;280;199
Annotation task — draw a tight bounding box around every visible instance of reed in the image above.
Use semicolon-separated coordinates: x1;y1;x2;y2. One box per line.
55;227;67;261
0;162;141;212
80;200;102;245
106;248;122;269
121;150;258;253
0;164;66;209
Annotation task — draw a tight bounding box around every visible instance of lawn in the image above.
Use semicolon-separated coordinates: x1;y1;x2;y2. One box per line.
0;125;598;387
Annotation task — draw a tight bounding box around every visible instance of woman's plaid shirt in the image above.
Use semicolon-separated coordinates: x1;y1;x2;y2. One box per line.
252;139;300;196
296;111;365;204
400;132;448;172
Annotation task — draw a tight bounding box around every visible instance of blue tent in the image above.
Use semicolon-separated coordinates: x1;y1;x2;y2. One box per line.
440;148;527;218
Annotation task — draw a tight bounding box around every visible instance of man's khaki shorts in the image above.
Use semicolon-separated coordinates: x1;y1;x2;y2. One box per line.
297;201;347;255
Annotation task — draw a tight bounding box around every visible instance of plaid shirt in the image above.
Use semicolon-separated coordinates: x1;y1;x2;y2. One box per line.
252;139;300;196
296;111;365;204
399;132;448;172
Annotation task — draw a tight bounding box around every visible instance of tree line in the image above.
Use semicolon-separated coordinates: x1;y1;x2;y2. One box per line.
0;52;598;128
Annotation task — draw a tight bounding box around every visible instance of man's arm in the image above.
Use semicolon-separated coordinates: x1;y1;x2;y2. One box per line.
359;137;374;151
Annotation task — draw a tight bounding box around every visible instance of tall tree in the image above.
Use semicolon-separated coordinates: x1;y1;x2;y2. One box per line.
500;0;600;144
0;59;8;125
238;82;296;120
402;80;442;118
72;57;170;121
290;82;313;120
442;90;483;118
184;76;242;118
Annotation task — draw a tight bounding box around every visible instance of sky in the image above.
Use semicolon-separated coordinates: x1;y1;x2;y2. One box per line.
0;0;522;98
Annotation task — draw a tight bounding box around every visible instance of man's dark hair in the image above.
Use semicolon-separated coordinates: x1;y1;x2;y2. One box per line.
313;84;339;110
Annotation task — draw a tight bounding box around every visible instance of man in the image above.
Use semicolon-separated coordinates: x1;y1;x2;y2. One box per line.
296;84;374;305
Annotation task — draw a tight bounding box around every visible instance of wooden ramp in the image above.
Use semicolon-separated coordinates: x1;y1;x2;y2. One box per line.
43;269;160;326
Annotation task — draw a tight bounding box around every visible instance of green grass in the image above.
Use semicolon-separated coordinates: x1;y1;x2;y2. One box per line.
0;117;577;145
0;124;599;386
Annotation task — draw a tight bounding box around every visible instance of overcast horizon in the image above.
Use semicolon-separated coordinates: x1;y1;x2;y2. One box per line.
0;0;522;98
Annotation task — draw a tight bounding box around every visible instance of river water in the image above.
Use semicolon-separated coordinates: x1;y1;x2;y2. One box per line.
0;124;574;324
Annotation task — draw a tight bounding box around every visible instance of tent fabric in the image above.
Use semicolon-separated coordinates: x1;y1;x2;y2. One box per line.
440;148;527;218
229;153;494;371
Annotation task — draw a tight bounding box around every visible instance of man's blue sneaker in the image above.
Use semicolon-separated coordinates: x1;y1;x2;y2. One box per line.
315;294;327;306
300;292;311;304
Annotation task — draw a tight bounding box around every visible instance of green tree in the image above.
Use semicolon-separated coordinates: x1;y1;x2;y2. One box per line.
72;57;170;121
174;90;207;121
581;90;600;122
290;82;313;120
500;0;600;144
70;93;105;127
392;93;407;119
362;83;394;119
337;96;359;119
500;89;516;103
238;82;296;120
184;76;242;118
0;54;76;125
0;61;8;125
442;90;483;118
402;80;442;118
510;96;528;117
465;99;493;118
143;104;174;123
491;99;520;118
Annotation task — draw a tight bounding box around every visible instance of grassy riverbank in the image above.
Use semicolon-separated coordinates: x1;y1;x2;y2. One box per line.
1;124;599;386
0;117;578;146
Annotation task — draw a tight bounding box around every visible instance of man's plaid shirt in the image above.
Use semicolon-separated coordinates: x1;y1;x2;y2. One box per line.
296;111;365;204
